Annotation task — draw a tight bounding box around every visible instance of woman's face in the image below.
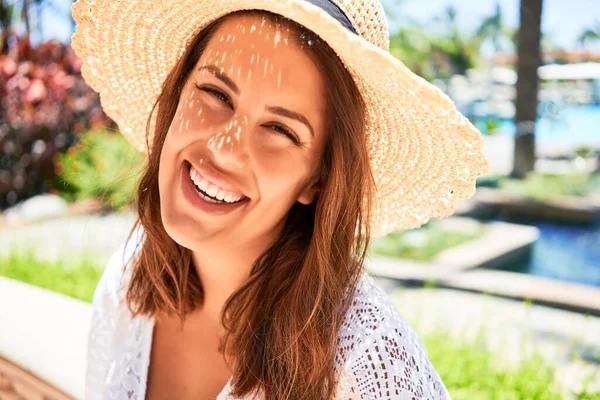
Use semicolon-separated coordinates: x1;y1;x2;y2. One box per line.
158;14;327;250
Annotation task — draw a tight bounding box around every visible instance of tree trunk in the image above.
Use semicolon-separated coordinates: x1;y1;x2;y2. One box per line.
21;0;31;35
512;0;543;179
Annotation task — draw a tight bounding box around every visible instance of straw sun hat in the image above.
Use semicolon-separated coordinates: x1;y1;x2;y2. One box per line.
70;0;490;237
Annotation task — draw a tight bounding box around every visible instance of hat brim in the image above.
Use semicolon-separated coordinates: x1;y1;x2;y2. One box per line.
71;0;490;236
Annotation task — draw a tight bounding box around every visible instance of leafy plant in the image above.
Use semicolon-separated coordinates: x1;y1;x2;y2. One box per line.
54;129;143;209
0;36;116;208
574;146;595;159
484;118;502;135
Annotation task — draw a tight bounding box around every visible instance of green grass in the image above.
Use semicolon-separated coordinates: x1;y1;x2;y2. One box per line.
424;329;564;399
477;172;600;201
0;250;103;303
392;287;600;399
424;329;600;399
368;222;485;261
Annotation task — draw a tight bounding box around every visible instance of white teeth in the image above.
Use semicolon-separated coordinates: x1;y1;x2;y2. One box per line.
205;183;219;198
215;189;225;201
195;188;222;204
188;164;245;204
223;193;237;203
198;179;208;192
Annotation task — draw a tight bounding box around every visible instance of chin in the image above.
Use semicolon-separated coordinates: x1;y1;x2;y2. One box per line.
158;171;194;248
161;214;203;251
158;192;196;249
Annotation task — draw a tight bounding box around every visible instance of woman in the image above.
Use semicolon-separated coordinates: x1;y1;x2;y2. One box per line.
71;0;489;399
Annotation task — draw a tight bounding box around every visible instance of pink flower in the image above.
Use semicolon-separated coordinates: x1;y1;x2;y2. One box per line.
1;57;17;77
17;76;30;91
23;79;47;103
49;68;74;100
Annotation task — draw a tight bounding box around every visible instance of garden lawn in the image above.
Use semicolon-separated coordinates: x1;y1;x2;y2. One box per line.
368;222;485;261
477;172;600;201
0;250;103;303
423;328;600;399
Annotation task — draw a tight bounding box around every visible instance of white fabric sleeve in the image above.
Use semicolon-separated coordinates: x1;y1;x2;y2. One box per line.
84;227;144;400
334;274;451;399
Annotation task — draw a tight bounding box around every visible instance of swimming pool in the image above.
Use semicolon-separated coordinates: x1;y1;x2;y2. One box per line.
475;105;600;147
487;216;600;288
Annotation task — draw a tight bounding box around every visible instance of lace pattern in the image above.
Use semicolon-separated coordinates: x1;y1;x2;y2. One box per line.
334;275;450;399
85;231;450;399
106;317;154;399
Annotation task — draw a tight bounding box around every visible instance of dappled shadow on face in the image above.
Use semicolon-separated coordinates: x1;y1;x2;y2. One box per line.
170;13;325;164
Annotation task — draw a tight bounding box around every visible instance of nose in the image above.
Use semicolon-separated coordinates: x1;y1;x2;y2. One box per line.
207;116;250;169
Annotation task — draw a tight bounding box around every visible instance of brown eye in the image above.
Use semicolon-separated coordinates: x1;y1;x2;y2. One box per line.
267;123;300;145
196;84;232;108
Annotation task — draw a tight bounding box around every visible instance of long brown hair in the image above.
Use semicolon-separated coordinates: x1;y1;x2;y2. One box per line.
125;10;374;399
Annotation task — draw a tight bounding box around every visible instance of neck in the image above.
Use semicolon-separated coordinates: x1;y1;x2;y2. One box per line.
190;222;285;321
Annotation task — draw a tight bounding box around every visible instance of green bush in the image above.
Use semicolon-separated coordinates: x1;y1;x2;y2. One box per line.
0;250;103;303
368;222;484;261
54;129;144;209
484;118;502;135
476;174;506;188
574;146;595;159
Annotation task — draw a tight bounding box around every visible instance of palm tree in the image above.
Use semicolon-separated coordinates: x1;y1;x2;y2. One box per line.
0;0;17;53
0;0;36;38
11;0;52;40
431;5;479;76
512;0;544;179
389;26;437;80
0;0;15;32
475;1;505;55
578;21;600;46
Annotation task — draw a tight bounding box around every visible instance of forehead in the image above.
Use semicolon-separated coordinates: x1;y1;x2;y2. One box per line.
213;12;296;46
196;13;326;113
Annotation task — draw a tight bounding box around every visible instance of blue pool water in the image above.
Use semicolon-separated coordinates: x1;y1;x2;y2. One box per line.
475;105;600;147
489;217;600;287
473;104;600;286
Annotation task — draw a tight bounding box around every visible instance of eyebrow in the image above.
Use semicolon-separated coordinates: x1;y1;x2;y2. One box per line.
198;64;314;138
198;65;240;95
266;106;314;138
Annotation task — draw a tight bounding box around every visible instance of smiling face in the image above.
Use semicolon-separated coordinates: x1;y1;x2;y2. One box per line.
158;13;328;250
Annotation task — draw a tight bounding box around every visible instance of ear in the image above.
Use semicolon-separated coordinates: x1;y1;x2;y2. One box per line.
297;177;321;205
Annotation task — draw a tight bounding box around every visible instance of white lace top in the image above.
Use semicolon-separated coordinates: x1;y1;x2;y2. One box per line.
85;227;451;399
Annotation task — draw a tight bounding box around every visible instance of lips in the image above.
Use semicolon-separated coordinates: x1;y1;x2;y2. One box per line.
190;169;244;205
185;160;248;204
181;161;249;213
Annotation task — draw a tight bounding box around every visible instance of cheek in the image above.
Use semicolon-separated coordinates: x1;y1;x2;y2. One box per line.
157;125;185;194
173;91;230;135
255;151;313;200
167;89;206;134
173;105;207;134
157;140;173;194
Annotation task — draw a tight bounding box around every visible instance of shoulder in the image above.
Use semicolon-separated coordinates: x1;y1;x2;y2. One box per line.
334;272;451;399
